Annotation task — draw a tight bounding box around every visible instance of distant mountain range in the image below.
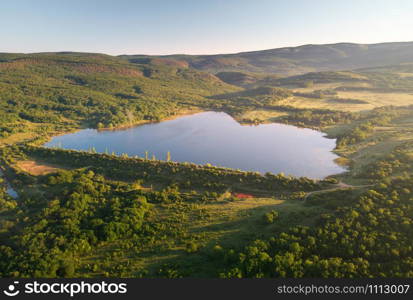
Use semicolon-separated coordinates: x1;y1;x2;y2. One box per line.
120;41;413;75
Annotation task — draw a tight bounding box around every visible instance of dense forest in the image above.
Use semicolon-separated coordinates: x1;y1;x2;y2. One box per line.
1;50;413;278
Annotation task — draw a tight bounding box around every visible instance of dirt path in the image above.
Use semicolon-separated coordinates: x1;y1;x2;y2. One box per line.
303;181;372;203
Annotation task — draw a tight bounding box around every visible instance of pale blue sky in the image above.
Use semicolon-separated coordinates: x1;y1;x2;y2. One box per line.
1;0;413;55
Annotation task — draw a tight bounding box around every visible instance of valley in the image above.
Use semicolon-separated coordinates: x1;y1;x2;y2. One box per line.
0;42;413;278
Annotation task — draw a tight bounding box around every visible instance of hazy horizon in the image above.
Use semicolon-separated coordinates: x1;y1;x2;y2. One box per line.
2;40;413;57
1;0;413;55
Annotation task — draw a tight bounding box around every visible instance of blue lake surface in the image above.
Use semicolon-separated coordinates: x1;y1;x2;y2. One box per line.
44;111;346;179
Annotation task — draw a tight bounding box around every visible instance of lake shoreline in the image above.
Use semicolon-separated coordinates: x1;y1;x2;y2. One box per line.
96;108;204;132
43;111;347;179
28;108;204;146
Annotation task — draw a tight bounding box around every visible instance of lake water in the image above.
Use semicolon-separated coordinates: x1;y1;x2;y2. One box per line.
44;111;346;179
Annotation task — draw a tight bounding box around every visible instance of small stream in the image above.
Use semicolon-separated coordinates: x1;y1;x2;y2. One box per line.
0;168;18;199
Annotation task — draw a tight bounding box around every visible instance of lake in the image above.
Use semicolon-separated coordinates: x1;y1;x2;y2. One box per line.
44;111;346;179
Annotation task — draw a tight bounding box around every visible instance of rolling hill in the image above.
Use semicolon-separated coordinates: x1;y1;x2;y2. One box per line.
121;41;413;75
0;52;237;145
1;43;413;278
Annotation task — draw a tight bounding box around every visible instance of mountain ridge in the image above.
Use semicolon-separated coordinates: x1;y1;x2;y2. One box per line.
120;41;413;75
4;41;413;76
